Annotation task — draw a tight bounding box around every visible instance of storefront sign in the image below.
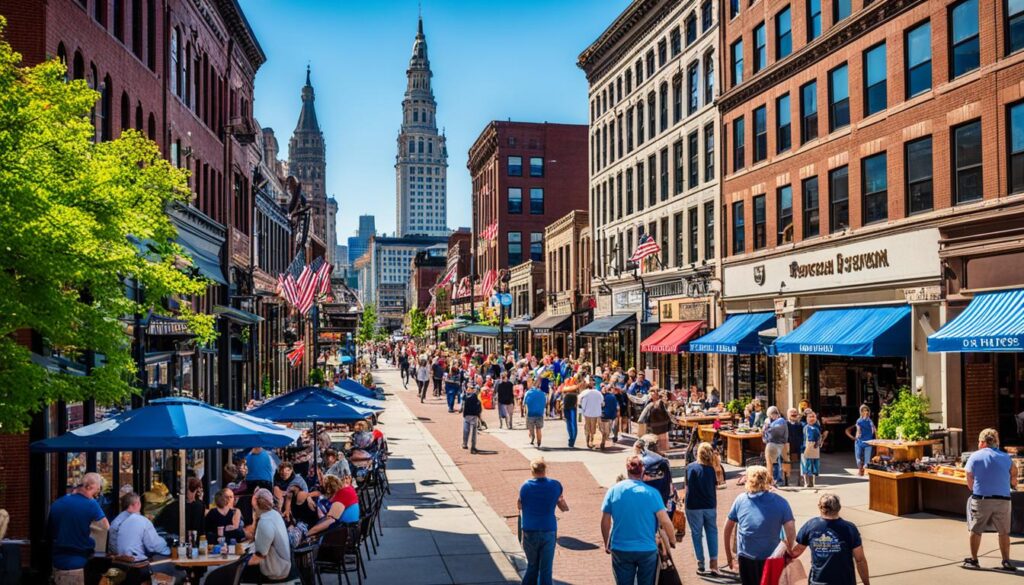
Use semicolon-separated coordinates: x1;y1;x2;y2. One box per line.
724;229;941;298
658;298;710;322
903;286;942;303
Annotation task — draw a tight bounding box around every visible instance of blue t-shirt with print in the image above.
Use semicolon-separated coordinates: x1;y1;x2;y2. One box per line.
519;477;563;532
727;491;794;559
49;493;106;570
601;479;665;552
524;389;547;418
797;516;862;585
855;417;875;443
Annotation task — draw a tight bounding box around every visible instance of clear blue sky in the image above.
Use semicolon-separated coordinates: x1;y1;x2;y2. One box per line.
241;0;630;246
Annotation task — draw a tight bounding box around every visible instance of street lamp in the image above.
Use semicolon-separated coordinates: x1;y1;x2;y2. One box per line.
497;270;511;355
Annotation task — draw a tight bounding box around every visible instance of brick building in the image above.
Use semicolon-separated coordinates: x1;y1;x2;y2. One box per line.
530;210;592;357
443;228;472;317
466;121;589;292
407;245;448;312
710;0;1024;444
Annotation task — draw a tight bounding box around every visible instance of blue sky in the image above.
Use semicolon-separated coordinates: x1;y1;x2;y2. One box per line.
242;0;631;246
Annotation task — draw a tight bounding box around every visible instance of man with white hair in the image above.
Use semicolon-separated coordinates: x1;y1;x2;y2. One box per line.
243;488;292;582
48;472;109;584
963;428;1018;572
762;406;788;486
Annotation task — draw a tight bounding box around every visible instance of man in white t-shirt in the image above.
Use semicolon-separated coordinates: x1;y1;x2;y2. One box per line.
579;384;605;449
242;488;291;582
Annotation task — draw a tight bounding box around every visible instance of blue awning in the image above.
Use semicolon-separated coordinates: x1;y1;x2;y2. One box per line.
928;288;1024;352
688;312;777;354
773;306;911;357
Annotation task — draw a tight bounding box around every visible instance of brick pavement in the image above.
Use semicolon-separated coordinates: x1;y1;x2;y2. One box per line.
383;367;746;584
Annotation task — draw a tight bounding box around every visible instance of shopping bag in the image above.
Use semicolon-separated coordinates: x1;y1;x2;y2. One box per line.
655;554;683;585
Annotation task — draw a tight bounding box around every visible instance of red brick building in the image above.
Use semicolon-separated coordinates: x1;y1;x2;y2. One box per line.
467;122;589;287
714;0;1024;442
407;245;448;312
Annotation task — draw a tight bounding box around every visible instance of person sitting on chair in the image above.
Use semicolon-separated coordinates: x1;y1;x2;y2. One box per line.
242;488;292;583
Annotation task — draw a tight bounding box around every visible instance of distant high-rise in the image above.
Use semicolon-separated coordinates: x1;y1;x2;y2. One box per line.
348;214;376;266
395;17;448;237
288;66;330;251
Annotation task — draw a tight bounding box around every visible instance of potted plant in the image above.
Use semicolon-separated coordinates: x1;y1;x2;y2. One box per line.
309;367;326;387
725;398;745;417
877;388;931;442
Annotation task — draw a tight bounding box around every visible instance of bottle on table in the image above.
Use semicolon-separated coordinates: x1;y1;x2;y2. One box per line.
198;534;208;557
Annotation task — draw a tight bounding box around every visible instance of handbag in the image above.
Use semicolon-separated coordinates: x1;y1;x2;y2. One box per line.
671;497;687;540
656;553;683;585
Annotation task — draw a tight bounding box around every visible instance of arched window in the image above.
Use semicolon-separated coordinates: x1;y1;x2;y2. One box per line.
413;110;419;122
56;43;68;82
131;0;143;58
135;102;143;130
72;50;84;80
147;113;155;140
101;75;113;141
146;0;155;70
418;139;424;154
170;28;179;97
120;91;130;131
428;140;433;154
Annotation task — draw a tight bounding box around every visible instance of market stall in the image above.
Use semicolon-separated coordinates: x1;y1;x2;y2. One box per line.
719;429;764;466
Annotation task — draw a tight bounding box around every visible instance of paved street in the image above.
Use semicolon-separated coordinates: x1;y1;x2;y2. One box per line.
370;365;1024;585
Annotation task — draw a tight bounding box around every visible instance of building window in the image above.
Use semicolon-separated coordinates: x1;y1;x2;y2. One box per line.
616;173;623;219
508;156;522;176
731;0;740;19
777;185;793;244
660;147;669;201
731;40;744;87
671;26;682;56
673;74;683;124
625;70;633;93
659;82;668;131
626;168;634;215
905;136;933;214
508;232;522;266
95;0;107;24
1010;0;1024;54
647;50;655;77
808;0;822;41
100;75;112;142
626;108;634;152
637;161;646;211
951;0;979;78
131;0;143;58
636;58;644;84
776;93;791;153
733;116;745;171
833;0;850;23
508;188;522;214
828;166;849;232
648;91;656;137
953;120;983;204
674;212;684;267
686;14;697;46
704;201;715;259
862;153;888;224
800;81;818;143
617;114;624;158
658;39;667;67
732;201;745;254
114;0;124;41
776;6;792;59
1012;102;1024;193
688;131;699;189
673;140;684;195
686;207;698;263
704;123;715;182
660;217;670;266
530;233;543;262
637;101;645;145
802;176;820;238
702;0;713;31
704;52;714;104
530;156;543;177
753;22;766;72
753;195;766;250
863;43;887;116
648;155;657;206
609;122;616;162
753;105;768;163
906;22;932;98
828;63;849;131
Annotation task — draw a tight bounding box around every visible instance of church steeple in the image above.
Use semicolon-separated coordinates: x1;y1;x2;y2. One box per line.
295;65;320;132
289;65;328;245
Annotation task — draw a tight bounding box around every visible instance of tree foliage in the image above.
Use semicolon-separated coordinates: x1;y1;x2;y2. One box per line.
0;19;212;432
407;307;427;339
356;304;379;344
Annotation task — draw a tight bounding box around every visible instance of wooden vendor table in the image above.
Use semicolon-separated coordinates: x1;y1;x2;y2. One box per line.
675;413;734;428
866;439;943;462
867;469;970;516
719;430;764;466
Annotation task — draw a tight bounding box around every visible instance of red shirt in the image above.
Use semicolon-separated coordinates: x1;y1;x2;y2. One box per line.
372;429;384;442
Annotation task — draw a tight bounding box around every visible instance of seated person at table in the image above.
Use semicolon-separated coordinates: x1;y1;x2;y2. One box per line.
320;449;351;482
225;461;247;494
706;387;721;410
241;489;291;583
154;477;206;538
305;474;360;539
109;492;178;583
273;462;308;522
205;488;246;543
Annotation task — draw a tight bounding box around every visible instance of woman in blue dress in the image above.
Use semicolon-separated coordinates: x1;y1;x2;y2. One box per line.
845;404;876;476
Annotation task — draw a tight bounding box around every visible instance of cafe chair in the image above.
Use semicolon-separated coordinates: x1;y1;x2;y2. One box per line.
314;524;363;585
205;553;252;585
252;539;321;585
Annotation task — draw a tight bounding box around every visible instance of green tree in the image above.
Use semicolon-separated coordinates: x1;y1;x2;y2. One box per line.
0;19;213;432
356;304;379;344
407;307;427;339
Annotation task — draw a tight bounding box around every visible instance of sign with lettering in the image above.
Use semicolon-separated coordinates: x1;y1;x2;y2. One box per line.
658;297;710;323
724;229;941;298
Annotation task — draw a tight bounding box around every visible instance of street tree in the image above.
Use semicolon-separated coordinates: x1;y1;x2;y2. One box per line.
407;307;427;339
0;20;214;432
356;304;379;344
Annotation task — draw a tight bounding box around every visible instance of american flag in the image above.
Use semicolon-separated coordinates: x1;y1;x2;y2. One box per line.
479;222;498;244
295;257;325;315
629;233;661;268
286;341;305;367
438;265;457;287
315;258;333;296
454;276;471;298
476;269;498;299
278;253;308;307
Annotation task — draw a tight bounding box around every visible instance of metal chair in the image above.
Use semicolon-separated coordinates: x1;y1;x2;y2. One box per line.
314;524;362;585
205;553;252;585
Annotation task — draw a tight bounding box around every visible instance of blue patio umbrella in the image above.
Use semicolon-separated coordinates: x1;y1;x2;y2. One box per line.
329;387;386;411
336;378;380;399
340;355;354;365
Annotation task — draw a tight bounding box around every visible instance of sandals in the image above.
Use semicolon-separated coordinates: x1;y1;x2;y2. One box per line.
999;560;1018;572
962;557;980;569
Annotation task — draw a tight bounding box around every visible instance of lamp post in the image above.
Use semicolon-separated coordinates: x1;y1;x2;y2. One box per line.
497;270;511;356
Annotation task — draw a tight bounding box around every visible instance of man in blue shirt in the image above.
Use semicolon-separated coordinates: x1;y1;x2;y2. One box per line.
791;493;870;585
245;447;276;491
49;472;109;578
601;455;675;585
600;387;619;450
518;459;568;585
524;384;548;449
964;428;1018;572
627;371;652;396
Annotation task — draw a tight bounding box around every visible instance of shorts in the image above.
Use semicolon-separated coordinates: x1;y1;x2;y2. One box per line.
527;416;544;430
52;568;85;585
967;497;1011;534
599;419;613;437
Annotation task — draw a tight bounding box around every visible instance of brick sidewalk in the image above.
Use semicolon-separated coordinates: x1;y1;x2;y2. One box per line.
386;368;745;584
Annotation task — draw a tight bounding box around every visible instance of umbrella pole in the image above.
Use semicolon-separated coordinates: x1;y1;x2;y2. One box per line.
179;449;186;544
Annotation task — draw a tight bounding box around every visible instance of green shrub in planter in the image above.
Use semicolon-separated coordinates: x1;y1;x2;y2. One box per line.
877;387;931;442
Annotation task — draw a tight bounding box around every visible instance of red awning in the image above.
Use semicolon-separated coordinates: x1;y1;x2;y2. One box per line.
640;321;705;353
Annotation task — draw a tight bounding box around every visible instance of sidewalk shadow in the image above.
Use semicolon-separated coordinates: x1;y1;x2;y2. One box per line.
556;536;600;551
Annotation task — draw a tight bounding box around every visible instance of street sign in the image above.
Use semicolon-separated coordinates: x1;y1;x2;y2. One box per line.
498;293;513;307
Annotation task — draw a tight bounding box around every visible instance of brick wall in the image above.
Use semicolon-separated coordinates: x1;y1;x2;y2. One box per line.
0;433;30;540
964;359;996;447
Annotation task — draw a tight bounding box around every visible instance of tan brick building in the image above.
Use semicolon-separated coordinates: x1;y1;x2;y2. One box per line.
528;210;592;358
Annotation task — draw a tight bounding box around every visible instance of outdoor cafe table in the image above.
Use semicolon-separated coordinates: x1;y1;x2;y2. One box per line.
719;429;764;466
675;413;735;428
172;550;248;582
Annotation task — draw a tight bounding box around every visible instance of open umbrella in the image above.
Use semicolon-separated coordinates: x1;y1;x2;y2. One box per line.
31;397;299;542
336;378;380;399
330;386;386;411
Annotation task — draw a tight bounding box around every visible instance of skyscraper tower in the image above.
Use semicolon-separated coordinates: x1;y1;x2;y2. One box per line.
289;66;330;249
395;17;448;237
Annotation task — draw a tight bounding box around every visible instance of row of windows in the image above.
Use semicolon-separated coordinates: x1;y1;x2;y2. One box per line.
730;104;1024;253
80;0;158;71
592;124;715;230
508;156;544;177
591;52;714;174
169;27;242;137
595;201;715;278
507;188;546;215
508;232;545;266
591;0;715;122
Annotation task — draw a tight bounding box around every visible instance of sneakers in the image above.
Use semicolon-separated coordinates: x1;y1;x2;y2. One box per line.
963;558;980;569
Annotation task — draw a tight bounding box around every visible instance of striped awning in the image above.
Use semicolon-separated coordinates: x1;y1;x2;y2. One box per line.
773;306;911;357
928;288;1024;352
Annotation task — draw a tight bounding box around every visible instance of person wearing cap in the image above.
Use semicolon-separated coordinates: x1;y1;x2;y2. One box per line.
243;488;291;582
601;455;676;585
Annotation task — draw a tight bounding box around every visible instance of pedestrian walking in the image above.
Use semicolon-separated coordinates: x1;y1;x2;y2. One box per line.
762;406;788;485
524;381;547;449
599;385;619;450
784;408;804;487
638;389;671;452
462;386;482;454
845;404;876;476
723;465;796;585
432;357;446;398
561;379;579;448
399;350;410;387
790;492;871;585
496;371;515;429
802;411;824;488
685;442;721;577
415;358;430;402
444;365;463;413
48;472;109;585
579;383;604;449
518;458;569;585
600;455;676;585
962;428;1018;572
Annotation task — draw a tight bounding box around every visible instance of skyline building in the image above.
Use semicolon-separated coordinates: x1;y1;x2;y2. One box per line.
288;66;335;259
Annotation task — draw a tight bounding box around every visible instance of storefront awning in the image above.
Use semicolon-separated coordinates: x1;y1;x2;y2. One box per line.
529;312;573;335
510;316;532;329
213;305;264;325
437;318;468;333
928;288;1024;352
773;306;911;357
689;312;777;354
577;313;636;336
176;231;227;285
457;324;513;338
640;321;704;353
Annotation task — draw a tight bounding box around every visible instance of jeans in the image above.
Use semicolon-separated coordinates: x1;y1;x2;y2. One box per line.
855;441;873;467
685;508;718;565
417;379;429;400
446;385;459;411
611;549;658;585
521;530;556;585
463;416;479;449
433;377;443;396
564;408;578;447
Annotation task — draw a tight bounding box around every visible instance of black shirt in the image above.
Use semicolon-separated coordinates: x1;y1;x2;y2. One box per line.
496;381;515;405
562;392;578;411
432;363;446;379
787;421;805;452
797;517;862;585
463;393;482;417
488;363;502;381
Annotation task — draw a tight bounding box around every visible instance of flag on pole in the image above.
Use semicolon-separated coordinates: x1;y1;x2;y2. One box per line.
296;257;325;314
286;341;305;367
315;259;333;296
629;233;661;273
476;269;498;299
278;253;306;306
438;265;457;287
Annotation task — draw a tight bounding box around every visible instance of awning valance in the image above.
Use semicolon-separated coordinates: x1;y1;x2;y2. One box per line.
928;288;1024;352
689;312;777;355
577;313;637;336
640;321;704;353
176;231;227;285
529;312;573;335
213;305;264;325
773;306;911;357
458;324;513;338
